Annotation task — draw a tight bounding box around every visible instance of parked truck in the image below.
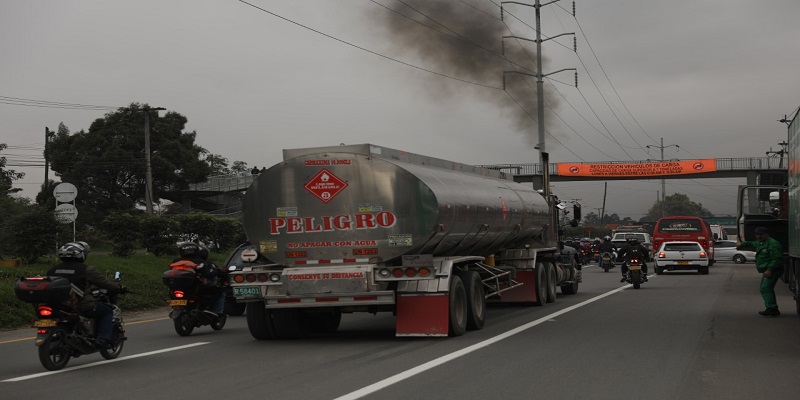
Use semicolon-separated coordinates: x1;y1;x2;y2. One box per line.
226;144;581;338
737;106;799;314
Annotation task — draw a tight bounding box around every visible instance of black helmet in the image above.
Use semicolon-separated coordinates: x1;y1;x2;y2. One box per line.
178;242;201;258
604;235;611;241
58;241;90;261
179;242;209;259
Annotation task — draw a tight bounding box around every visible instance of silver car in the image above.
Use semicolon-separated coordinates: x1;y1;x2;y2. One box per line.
714;240;756;264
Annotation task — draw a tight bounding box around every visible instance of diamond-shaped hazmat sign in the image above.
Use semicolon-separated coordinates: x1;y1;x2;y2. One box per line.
304;168;348;203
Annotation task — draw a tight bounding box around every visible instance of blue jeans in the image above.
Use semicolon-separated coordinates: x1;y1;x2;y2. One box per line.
84;302;113;341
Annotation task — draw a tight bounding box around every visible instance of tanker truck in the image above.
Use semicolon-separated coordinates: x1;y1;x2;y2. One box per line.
226;144;581;339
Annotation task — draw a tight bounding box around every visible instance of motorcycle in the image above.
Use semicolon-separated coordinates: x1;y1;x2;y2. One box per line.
14;272;128;371
599;252;615;272
162;268;227;336
624;256;646;289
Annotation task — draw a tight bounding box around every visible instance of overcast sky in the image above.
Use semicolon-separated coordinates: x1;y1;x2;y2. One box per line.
2;0;798;219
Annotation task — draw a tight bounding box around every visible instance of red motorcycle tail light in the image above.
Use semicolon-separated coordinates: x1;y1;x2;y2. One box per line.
173;290;185;299
37;305;53;317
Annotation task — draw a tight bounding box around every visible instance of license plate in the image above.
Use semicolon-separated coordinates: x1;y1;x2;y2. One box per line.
629;265;642;270
168;299;188;306
234;286;261;298
677;261;689;265
33;319;57;328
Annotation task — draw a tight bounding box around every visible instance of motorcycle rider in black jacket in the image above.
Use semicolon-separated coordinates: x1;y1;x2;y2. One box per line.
616;238;649;283
47;241;127;348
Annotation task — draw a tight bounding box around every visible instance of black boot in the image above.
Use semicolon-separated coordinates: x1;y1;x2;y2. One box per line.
620;276;626;283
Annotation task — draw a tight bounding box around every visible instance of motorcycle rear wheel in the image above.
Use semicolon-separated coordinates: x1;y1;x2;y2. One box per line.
632;270;641;289
211;313;227;330
174;313;195;336
38;328;71;371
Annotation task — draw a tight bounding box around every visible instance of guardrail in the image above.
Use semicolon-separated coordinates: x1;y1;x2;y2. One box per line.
189;174;256;191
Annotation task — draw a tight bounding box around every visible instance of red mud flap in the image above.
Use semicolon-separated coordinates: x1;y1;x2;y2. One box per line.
492;270;538;303
395;293;449;337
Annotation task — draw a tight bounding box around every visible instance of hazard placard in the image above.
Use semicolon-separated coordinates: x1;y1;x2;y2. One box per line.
304;168;348;203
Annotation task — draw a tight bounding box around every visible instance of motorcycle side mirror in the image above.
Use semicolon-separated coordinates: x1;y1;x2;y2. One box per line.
114;271;122;280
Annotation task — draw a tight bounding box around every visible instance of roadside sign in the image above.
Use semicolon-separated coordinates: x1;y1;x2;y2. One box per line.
53;183;78;203
54;203;78;223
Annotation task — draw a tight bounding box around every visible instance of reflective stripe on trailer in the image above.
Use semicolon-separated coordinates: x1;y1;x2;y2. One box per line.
265;293;395;308
294;258;370;265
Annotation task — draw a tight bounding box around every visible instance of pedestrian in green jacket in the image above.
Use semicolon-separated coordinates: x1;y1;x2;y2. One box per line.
737;226;784;316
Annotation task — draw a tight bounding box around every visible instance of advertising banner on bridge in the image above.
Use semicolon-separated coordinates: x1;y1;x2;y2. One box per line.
556;159;717;178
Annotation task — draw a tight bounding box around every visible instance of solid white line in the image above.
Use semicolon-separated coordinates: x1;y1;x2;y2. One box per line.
2;342;210;382
334;284;636;400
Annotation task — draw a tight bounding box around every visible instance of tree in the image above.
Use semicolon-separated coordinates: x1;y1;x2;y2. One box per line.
642;193;713;221
205;153;230;175
48;103;213;226
0;143;24;195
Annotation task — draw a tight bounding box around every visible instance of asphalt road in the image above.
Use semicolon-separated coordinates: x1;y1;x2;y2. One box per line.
1;261;798;400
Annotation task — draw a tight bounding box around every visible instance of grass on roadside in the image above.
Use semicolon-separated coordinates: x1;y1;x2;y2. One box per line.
0;252;225;331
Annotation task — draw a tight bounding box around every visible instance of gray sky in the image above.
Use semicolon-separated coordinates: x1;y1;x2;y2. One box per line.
2;0;798;220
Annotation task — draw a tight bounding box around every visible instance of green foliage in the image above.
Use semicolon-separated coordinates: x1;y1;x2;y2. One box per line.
102;212;141;257
47;104;213;226
140;214;180;256
642;193;714;221
172;213;245;251
0;143;25;193
1;203;65;262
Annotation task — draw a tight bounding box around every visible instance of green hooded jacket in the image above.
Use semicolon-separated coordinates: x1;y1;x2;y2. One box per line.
738;236;783;273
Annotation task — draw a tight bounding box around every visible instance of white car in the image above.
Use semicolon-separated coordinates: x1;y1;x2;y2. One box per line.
654;241;710;275
714;240;756;264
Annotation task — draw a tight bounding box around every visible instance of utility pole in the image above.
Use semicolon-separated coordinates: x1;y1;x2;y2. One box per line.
600;182;607;225
646;137;679;214
766;141;788;168
143;107;166;214
501;0;577;199
44;127;51;187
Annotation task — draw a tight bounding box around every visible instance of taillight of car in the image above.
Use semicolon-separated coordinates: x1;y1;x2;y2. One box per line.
699;252;707;258
658;252;666;258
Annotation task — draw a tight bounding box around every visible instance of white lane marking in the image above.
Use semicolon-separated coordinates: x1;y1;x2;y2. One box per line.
334;285;634;400
2;342;210;382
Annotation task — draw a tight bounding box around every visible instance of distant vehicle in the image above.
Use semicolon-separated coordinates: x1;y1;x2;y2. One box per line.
709;224;726;241
611;232;653;260
654;241;710;275
714;240;755;264
652;216;715;265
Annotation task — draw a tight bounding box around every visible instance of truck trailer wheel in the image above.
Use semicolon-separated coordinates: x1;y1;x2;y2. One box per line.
448;275;467;336
272;309;310;339
246;302;277;340
458;270;486;330
545;263;557;303
560;259;579;295
533;263;548;306
305;308;342;334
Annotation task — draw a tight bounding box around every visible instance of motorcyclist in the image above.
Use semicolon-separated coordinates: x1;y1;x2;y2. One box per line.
171;242;225;317
598;236;617;257
47;241;127;348
617;238;650;283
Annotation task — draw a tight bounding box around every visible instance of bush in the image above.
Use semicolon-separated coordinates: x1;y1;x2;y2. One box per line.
140;215;180;256
3;204;66;262
102;212;140;257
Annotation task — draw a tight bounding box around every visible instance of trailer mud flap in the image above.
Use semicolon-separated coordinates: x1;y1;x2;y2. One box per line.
492;270;538;303
396;293;448;337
